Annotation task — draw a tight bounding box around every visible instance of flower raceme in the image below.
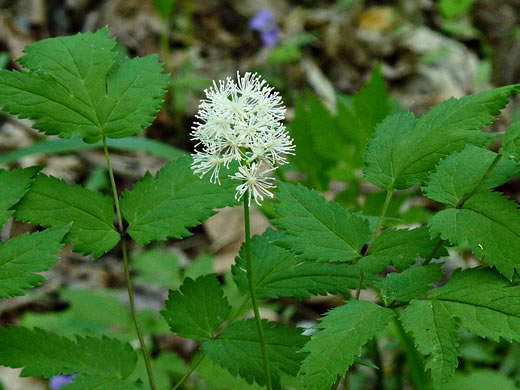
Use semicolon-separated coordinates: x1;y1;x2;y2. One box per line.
191;72;294;205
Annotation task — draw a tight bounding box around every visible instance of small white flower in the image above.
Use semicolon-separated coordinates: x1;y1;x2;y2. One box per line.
191;71;294;204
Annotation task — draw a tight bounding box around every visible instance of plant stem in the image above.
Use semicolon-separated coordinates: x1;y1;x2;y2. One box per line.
355;188;394;299
392;316;430;390
102;136;157;390
369;339;384;390
173;353;205;390
243;194;273;390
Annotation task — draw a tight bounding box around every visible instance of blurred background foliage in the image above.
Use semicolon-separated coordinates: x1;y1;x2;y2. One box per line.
1;0;520;389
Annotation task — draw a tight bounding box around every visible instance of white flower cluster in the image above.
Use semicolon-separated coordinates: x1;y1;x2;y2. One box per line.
191;72;294;205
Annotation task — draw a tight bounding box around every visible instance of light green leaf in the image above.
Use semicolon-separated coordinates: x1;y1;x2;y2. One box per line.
364;85;520;189
360;227;446;273
232;229;371;299
203;319;307;390
133;248;181;290
501;120;520;161
0;326;137;379
423;145;515;206
299;300;395;390
161;274;231;341
0;28;168;143
0;226;69;298
376;264;443;305
14;173;120;258
402;268;520;384
429;191;520;279
273;182;370;263
0;166;41;226
443;369;516;390
120;156;238;246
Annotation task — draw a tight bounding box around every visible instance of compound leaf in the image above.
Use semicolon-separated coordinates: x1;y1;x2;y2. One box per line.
376;264;443;305
299;300;395;390
402;268;520;384
273;182;370;263
0;166;42;227
0;28;168;143
120;156;238;246
501;120;520;161
203;319;307;390
364;85;520;189
423;145;515;206
429;191;520;279
14;173;120;258
232;229;370;299
161;274;231;341
0;326;137;379
0;226;69;298
360;227;445;273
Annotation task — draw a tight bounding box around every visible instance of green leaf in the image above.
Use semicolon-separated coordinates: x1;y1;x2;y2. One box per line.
336;65;392;168
14;173;120;258
364;85;520;189
501;120;520;161
299;301;395;390
0;28;168;143
376;264;443;305
63;376;144;390
133;248;181;290
288;95;336;190
360;227;446;273
232;229;371;299
161;274;231;341
120;156;237;246
0;226;69;298
153;0;176;20
0;166;41;226
0;326;137;379
203;319;307;390
423;145;515;206
273;183;370;263
443;369;516;390
402;268;520;384
429;191;520;279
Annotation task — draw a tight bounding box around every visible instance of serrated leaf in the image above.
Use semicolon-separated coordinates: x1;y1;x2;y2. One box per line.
429;191;520;279
299;300;395;390
273;182;370;262
232;229;372;299
364;85;520;189
501;120;520;161
0;226;69;298
0;28;168;143
402;268;520;384
360;227;446;273
0;166;42;227
14;173;120;258
161;274;231;341
120;156;237;246
423;145;515;206
63;376;144;390
203;319;307;390
376;264;443;305
0;326;137;379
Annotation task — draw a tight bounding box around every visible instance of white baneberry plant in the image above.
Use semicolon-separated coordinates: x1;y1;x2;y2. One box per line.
191;72;294;205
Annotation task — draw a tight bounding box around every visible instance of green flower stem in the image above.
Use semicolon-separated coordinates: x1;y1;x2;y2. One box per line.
102;136;157;390
392;316;431;390
173;353;205;390
355;188;394;300
244;193;273;390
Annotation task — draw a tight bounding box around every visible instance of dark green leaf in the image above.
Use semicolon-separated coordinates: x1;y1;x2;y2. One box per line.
0;166;41;226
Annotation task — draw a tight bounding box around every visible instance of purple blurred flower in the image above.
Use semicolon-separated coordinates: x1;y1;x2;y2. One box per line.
249;9;279;47
49;374;78;390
